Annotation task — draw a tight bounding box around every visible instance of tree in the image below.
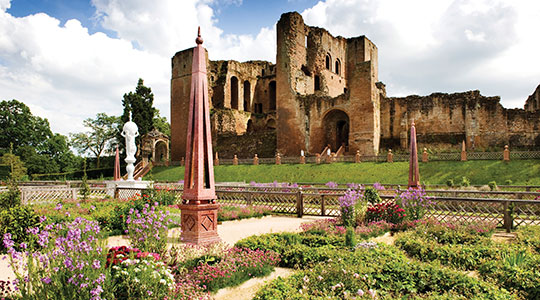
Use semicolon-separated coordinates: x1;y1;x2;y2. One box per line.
70;113;119;168
153;109;171;137
0;145;25;208
121;79;156;140
0;100;52;152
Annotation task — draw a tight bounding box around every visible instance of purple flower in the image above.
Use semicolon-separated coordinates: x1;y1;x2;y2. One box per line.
55;203;63;210
41;277;52;284
326;181;338;188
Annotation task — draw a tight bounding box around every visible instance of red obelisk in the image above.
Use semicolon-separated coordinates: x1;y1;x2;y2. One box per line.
408;121;421;188
113;146;121;181
179;27;221;245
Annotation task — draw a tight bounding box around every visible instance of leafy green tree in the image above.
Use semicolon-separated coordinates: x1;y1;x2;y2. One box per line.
153;109;170;137
0;100;52;152
121;79;155;140
0;146;25;208
70;113;119;168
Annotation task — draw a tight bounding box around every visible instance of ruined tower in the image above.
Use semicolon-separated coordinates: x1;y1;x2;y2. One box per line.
276;12;382;156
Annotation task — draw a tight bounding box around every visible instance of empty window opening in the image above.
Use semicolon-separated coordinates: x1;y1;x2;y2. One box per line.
325;54;331;70
335;59;341;75
243;80;251;112
269;81;276;111
314;75;320;91
230;76;239;109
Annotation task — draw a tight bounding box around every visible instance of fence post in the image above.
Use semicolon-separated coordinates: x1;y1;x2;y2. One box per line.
72;188;78;201
114;187;120;199
247;191;253;206
503;201;511;233
321;195;326;216
296;187;303;218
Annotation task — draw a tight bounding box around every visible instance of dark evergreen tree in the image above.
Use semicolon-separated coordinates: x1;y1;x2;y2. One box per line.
119;79;156;150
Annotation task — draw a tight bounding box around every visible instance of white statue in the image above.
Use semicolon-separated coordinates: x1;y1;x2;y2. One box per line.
326;148;331;156
121;112;139;181
300;150;304;156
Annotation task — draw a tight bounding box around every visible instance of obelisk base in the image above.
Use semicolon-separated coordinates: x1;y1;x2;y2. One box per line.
179;203;221;245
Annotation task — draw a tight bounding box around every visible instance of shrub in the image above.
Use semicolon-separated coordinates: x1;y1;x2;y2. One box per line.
111;255;174;299
3;217;112;299
488;181;497;191
396;188;433;221
505;179;513;185
188;247;280;292
126;203;175;253
0;205;40;253
143;186;177;206
363;187;381;204
218;205;272;221
446;179;454;187
345;227;355;248
516;226;540;254
461;176;470;187
338;190;359;227
366;201;405;224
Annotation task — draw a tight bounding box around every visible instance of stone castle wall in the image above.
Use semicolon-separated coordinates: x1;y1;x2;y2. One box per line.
381;91;540;150
170;11;540;163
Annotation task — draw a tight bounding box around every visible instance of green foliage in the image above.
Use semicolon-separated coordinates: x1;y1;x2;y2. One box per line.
0;99;52;151
153;109;170;137
1;151;26;181
461;176;470;187
254;238;515;300
79;159;91;201
516;226;540;254
446;179;454;187
488;181;498;191
505;179;513;185
150;159;540;185
0;206;40;253
363;187;381;204
119;79;156;148
345;227;355;248
70;113;119;168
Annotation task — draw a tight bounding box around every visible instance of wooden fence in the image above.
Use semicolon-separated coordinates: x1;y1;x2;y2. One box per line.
4;184;540;232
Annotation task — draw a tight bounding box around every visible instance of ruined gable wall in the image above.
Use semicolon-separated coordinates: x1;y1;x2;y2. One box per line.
524;84;540;112
380;91;540;150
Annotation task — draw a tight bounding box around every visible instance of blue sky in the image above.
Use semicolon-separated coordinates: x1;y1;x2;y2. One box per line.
1;0;539;136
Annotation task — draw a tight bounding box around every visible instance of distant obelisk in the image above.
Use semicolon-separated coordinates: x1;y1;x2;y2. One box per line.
408;121;420;188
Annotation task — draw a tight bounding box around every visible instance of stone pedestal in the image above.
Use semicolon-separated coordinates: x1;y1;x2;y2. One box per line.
233;155;238;165
275;154;281;165
106;180;153;199
503;145;510;161
355;150;361;163
387;149;393;163
300;155;305;164
253;154;259;165
179;203;221;245
422;148;428;162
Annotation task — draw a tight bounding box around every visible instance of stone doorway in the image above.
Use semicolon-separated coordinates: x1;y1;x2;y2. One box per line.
323;109;349;151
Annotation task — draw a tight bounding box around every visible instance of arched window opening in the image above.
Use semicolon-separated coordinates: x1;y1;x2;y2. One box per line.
243;80;251;112
325;53;331;70
230;76;239;109
262;69;265;76
314;75;320;91
266;119;276;131
269;81;276;111
335;59;341;75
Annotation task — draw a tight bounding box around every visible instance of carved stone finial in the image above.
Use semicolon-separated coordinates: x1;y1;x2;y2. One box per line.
196;26;203;45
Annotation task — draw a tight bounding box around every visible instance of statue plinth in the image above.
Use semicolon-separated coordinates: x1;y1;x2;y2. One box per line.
179;203;221;245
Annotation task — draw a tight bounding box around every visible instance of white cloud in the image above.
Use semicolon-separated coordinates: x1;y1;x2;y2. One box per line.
302;0;540;107
0;0;538;139
0;0;274;136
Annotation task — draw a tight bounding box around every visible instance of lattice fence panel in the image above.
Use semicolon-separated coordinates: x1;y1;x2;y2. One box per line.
251;192;297;214
468;152;503;160
425;190;540;200
511;151;540;159
116;188;143;200
216;191;249;206
21;188;74;204
425;199;504;227
87;188;111;199
429;153;461;161
512;201;540;227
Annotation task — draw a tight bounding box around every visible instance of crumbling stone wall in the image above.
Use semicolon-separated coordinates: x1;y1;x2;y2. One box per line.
276;12;382;156
524;84;540;112
381;91;540;150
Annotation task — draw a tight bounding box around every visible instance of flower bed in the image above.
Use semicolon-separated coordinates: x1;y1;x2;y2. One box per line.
236;230;515;299
395;221;540;299
218;204;272;222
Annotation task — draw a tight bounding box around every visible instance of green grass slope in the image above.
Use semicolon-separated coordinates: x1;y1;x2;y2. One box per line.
149;159;540;185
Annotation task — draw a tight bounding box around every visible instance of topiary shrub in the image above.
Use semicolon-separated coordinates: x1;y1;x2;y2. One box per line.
488;181;497;191
446;179;454;187
461;177;470;187
363;187;381;204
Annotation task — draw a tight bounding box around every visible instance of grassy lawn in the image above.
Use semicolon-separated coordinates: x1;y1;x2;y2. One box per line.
148;159;540;185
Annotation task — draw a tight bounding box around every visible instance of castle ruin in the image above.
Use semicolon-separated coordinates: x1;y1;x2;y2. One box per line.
170;12;540;162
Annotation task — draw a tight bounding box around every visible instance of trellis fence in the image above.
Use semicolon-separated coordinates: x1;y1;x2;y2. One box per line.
115;186;540;232
5;184;540;232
